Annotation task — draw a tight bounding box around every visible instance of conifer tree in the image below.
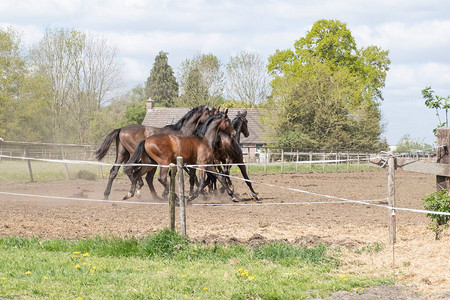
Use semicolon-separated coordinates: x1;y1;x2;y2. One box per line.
145;51;179;107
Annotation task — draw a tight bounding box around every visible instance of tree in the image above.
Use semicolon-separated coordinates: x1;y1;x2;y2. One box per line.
0;27;27;139
178;53;224;106
145;51;179;107
30;28;122;143
422;86;450;134
226;51;269;107
266;19;390;151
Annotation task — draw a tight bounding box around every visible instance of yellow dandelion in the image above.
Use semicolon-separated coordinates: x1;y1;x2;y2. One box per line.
25;271;31;275
203;287;208;291
44;276;49;280
192;251;196;255
77;297;83;300
83;262;87;265
343;278;348;281
354;287;359;291
2;276;6;280
338;273;345;278
73;251;81;255
75;264;80;269
248;276;255;280
238;268;243;273
82;253;89;257
90;269;95;273
190;266;194;270
181;274;186;278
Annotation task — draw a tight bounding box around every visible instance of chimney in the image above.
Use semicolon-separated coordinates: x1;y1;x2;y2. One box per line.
146;98;154;112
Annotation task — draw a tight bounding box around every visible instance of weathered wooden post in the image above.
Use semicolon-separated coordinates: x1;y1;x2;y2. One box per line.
296;150;299;172
309;152;313;171
169;163;176;231
24;146;34;182
177;157;186;236
436;128;450;191
387;151;396;244
280;149;284;173
60;146;70;180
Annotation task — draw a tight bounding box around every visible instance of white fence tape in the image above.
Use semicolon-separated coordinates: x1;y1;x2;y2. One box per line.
1;154;449;216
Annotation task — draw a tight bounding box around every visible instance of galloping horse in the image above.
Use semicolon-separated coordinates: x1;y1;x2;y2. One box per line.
95;105;211;199
214;111;259;200
124;111;240;202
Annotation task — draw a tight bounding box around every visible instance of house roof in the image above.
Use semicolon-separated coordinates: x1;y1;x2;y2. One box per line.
142;107;266;145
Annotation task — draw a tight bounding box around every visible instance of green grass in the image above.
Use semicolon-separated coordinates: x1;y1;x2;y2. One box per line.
0;160;122;183
0;230;390;299
0;158;376;184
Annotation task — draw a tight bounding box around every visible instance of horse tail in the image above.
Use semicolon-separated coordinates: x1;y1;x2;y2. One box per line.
124;140;146;175
95;128;121;161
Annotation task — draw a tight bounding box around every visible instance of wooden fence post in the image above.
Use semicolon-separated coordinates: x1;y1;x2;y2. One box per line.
60;146;70;180
24;146;34;182
387;152;396;244
436;128;450;191
281;149;284;173
177;157;186;236
169;163;176;231
309;152;313;171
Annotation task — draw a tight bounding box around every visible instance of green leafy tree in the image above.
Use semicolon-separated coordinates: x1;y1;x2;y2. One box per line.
266;19;390;151
422;86;450;134
145;51;179;107
0;27;27;139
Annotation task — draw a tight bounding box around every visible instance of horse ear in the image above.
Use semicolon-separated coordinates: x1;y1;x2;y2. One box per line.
242;110;247;117
224;108;228;115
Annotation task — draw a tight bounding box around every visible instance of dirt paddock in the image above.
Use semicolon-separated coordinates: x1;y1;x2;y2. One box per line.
0;169;449;298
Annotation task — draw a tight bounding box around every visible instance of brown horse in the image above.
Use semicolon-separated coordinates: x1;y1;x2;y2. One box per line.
124;111;240;202
95;105;211;199
214;111;259;200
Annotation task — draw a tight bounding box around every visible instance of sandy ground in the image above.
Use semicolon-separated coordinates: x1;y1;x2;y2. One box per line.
0;169;449;298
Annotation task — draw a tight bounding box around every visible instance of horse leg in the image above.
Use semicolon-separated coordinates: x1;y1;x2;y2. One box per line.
215;170;240;202
238;164;259;200
184;167;197;196
188;168;208;202
145;167;162;201
157;166;170;200
123;165;141;200
104;146;129;200
135;175;145;198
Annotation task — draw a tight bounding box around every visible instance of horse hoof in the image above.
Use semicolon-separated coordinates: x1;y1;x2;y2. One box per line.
122;192;132;200
232;197;239;203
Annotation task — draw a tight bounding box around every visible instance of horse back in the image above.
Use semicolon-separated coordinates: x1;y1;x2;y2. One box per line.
145;135;211;165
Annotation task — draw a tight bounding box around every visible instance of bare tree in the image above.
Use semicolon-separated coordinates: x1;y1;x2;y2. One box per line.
31;28;122;143
178;53;224;106
226;51;269;106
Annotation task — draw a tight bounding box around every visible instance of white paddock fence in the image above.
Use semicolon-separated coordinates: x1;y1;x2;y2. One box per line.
0;141;383;182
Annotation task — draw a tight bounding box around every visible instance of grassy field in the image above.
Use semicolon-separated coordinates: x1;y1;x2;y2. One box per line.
0;159;375;184
0;230;389;299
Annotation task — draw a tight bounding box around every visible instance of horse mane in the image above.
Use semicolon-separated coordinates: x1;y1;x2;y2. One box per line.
231;111;247;127
194;112;224;138
166;105;207;131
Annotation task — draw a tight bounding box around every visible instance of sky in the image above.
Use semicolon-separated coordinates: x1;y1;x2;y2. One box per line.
1;0;450;146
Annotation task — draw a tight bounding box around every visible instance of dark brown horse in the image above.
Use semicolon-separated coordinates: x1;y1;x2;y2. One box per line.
124;111;240;202
95;105;211;199
214;111;259;200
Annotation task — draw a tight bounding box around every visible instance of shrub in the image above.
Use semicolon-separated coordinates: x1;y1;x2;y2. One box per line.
422;189;450;239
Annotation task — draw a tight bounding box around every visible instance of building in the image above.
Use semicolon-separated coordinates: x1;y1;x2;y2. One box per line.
142;100;268;160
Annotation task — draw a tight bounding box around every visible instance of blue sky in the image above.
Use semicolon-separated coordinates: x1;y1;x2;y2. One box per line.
1;0;449;145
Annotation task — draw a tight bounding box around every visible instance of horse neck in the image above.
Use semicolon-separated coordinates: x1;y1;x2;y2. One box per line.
233;121;243;144
202;120;222;149
180;115;201;135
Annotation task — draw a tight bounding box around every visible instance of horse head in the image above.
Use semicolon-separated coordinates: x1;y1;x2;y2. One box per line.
234;111;249;138
220;109;236;137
